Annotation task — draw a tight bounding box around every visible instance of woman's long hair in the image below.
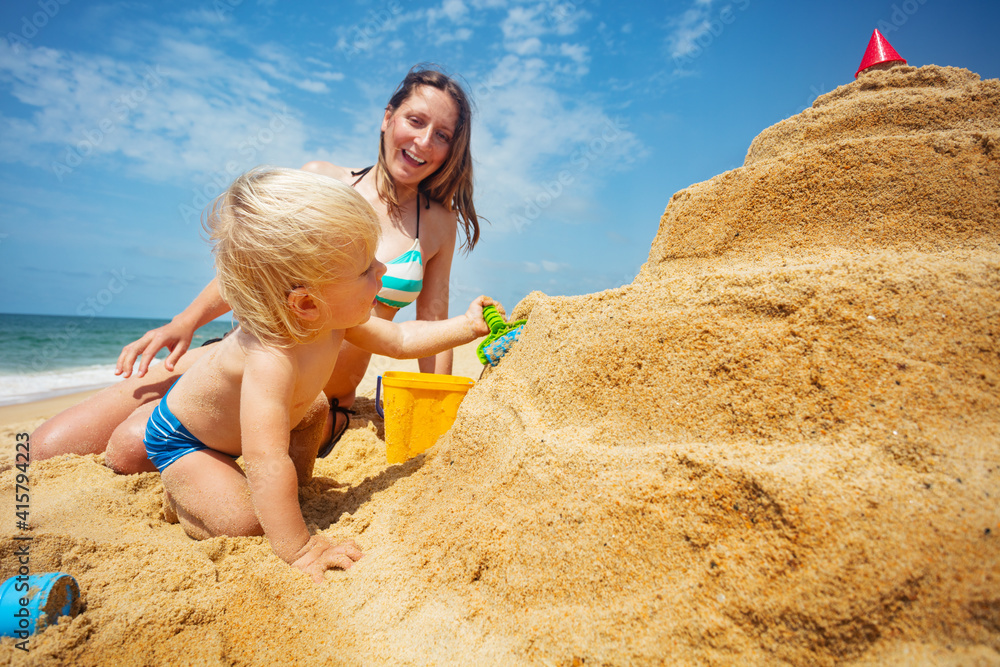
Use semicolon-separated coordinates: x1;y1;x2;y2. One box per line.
375;64;481;252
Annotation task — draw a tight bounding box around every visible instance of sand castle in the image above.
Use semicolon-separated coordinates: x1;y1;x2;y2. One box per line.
2;65;998;665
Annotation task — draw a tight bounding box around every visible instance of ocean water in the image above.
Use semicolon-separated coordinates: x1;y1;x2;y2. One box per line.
0;313;236;406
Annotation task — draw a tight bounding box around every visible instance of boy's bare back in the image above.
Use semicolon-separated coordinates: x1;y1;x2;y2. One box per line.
165;328;346;458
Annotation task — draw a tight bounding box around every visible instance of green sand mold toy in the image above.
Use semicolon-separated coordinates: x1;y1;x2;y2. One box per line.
477;305;528;366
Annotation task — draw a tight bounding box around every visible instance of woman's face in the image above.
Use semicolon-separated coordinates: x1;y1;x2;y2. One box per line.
381;85;459;190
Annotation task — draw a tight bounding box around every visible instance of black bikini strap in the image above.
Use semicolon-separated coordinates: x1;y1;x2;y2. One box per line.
416;190;430;238
352;164;426;238
350;165;373;186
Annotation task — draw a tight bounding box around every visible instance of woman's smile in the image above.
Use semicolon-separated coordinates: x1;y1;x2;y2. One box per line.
402;148;426;166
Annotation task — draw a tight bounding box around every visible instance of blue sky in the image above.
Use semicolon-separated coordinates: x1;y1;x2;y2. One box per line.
1;0;997;321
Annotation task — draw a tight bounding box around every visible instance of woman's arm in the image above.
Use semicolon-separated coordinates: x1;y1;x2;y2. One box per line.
116;278;231;378
415;208;459;374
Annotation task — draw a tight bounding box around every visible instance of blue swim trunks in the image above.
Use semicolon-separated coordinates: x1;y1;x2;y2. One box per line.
144;382;216;472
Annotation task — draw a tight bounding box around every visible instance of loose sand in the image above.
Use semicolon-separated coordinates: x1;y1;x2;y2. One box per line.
1;65;998;665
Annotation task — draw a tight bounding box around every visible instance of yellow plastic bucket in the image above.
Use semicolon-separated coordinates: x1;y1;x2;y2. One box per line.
376;371;475;464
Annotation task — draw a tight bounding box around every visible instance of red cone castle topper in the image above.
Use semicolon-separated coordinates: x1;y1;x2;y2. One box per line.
855;29;907;78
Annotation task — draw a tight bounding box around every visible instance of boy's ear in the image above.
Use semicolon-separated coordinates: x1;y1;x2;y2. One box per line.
287;287;321;322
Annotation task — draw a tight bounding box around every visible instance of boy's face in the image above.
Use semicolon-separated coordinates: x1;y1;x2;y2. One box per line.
315;249;386;330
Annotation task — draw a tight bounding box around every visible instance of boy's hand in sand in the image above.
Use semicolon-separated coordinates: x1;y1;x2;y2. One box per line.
465;295;504;337
290;536;363;582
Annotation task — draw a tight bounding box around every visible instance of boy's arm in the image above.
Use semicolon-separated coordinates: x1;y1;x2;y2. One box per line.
240;350;360;580
344;295;496;359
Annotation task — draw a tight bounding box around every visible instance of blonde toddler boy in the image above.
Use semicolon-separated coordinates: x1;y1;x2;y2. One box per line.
143;167;496;581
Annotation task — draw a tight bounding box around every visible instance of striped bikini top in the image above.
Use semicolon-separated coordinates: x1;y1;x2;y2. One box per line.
351;167;425;309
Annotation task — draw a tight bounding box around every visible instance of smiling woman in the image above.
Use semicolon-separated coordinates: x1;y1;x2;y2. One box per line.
30;64;484;473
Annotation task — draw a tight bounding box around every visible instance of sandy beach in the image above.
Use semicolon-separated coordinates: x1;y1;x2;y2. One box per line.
2;65;998;665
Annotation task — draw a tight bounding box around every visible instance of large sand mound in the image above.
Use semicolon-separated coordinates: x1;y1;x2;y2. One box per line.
2;65;998;665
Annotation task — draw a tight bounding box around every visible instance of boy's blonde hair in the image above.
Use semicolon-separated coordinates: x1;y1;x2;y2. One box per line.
206;167;381;347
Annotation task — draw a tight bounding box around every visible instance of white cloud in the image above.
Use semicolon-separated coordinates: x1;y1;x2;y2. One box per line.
468;0;508;8
471;54;642;233
314;71;346;82
550;1;590;36
333;2;411;58
499;0;589;44
520;260;565;273
441;0;469;23
252;42;341;93
175;8;229;26
666;0;717;59
255;61;330;94
434;27;474;45
509;37;543;55
559;42;588;64
502;4;547;40
296;79;332;94
0;37;314;184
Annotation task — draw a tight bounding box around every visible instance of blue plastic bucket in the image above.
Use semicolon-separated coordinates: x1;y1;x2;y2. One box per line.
0;573;81;637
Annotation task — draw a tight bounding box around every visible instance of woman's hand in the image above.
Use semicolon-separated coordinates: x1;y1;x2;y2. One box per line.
115;318;196;378
115;277;233;378
290;535;363;582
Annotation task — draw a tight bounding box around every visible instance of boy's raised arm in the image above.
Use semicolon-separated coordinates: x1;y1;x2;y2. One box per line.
344;295;498;359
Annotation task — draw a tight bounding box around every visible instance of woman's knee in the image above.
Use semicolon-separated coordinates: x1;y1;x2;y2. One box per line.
29;420;71;461
105;406;157;475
